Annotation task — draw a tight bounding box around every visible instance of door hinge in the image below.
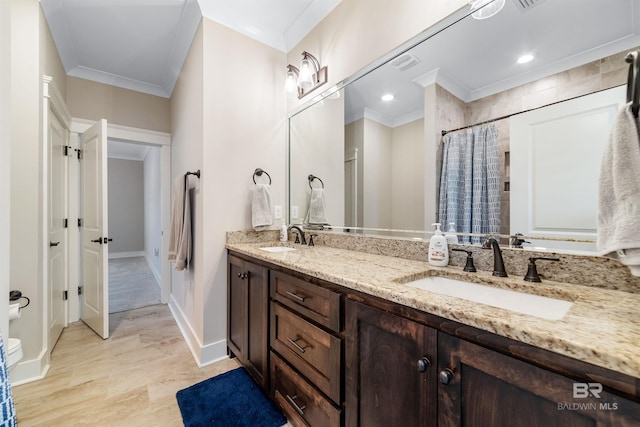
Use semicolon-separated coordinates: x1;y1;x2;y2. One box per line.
78;286;82;295
64;145;68;156
64;218;68;228
78;218;83;227
63;290;68;300
76;148;82;160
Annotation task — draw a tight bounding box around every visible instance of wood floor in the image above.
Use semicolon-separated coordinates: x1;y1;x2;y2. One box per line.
11;304;241;426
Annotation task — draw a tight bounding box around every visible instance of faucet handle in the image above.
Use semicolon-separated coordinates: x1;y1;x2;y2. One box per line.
308;234;317;246
451;248;477;272
524;257;560;282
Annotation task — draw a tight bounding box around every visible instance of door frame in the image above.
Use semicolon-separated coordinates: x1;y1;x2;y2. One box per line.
69;119;172;322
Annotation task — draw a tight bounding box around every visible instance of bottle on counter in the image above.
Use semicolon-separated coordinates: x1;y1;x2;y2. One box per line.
445;222;459;245
428;223;449;267
279;220;288;242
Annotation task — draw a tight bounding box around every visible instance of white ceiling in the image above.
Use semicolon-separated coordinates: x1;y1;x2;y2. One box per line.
344;0;640;127
40;0;341;98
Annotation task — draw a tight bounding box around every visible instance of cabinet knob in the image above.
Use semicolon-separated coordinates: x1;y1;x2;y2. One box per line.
417;357;431;373
439;368;454;385
236;272;248;280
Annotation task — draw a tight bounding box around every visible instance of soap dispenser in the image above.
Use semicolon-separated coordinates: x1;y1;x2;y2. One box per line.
428;223;449;267
445;222;459;245
279;220;288;242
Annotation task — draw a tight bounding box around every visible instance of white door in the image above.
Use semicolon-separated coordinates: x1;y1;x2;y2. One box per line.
80;119;109;339
48;110;67;350
510;86;625;253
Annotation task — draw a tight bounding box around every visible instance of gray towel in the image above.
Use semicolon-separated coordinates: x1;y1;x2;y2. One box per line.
168;174;197;271
252;184;273;231
305;188;328;225
597;102;640;276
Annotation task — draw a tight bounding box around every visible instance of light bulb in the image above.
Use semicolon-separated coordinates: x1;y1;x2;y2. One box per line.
298;58;314;90
470;0;505;20
284;70;298;94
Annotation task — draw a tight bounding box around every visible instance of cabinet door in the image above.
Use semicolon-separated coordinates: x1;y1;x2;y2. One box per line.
345;299;437;427
438;332;640;427
227;255;269;389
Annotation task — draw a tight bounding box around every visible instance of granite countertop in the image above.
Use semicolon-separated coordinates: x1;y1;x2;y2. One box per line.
226;241;640;379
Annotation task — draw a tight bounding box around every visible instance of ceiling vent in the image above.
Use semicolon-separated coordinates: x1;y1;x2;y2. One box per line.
390;53;420;72
512;0;547;12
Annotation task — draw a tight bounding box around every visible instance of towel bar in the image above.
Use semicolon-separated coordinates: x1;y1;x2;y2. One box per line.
308;174;324;189
253;168;272;185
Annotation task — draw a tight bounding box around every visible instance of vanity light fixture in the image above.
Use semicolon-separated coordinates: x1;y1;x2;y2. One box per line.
517;53;535;64
285;51;328;99
470;0;505;20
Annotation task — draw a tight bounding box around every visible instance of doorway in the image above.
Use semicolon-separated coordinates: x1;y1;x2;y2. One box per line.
107;141;162;313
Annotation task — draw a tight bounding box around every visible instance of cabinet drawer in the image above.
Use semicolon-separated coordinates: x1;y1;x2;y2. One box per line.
271;303;342;403
271;270;341;332
271;352;341;427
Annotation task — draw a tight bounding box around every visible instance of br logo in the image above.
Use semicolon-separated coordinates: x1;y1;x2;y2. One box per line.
573;383;603;398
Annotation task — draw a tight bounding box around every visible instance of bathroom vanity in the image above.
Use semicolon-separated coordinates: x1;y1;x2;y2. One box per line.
226;233;640;427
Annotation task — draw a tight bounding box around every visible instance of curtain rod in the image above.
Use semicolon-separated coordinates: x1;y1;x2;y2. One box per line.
441;85;623;136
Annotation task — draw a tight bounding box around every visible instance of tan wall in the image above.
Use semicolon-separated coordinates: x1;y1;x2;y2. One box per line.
40;6;66;97
391;118;424;230
66;76;171;132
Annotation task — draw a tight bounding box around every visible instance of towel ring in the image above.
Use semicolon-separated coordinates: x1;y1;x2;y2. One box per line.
308;174;324;189
253;168;272;185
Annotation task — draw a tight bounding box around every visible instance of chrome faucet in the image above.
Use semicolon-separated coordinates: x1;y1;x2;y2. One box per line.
288;225;307;245
483;237;507;277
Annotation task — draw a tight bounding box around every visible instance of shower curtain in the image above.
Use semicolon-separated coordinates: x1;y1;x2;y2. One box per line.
439;124;501;244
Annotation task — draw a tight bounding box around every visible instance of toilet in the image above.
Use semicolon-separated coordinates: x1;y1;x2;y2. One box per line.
6;338;23;372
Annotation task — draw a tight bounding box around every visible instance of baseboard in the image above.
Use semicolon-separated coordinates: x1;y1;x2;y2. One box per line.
144;255;161;287
109;251;144;259
168;296;228;367
9;347;50;387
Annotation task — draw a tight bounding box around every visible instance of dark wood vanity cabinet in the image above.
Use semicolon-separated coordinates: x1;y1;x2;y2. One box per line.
345;299;438;427
438;332;640;427
269;270;343;426
227;254;269;389
226;252;640;427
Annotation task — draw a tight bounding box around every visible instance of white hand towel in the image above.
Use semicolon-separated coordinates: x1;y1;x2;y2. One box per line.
597;102;640;276
252;183;273;231
168;174;197;271
306;188;328;225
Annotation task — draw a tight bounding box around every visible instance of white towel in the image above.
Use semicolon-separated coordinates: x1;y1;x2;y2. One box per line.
168;174;197;271
305;188;328;225
252;184;273;231
597;102;640;276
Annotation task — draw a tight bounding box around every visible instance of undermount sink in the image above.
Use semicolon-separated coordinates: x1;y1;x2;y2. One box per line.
403;276;573;320
259;246;297;253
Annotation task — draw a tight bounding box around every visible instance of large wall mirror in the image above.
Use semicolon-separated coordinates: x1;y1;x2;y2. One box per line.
289;0;640;254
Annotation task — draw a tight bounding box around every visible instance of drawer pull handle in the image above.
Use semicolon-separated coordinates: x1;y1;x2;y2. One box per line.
287;337;309;353
285;290;306;303
285;394;307;417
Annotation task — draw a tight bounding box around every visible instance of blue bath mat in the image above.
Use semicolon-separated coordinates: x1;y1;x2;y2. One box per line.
176;367;286;427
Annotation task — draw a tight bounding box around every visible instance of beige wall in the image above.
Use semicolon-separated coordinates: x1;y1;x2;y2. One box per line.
1;0;12;346
363;118;392;228
170;18;286;361
345;119;364;226
66;76;171;132
170;21;205;350
287;0;467;111
391;118;424;230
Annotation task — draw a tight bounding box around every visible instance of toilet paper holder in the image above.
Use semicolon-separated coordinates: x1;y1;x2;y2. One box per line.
9;290;30;310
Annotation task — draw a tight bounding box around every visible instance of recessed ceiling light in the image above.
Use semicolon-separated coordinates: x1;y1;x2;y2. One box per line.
381;94;394;101
517;54;535;64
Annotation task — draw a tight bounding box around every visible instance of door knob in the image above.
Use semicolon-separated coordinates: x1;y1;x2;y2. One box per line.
439;368;454;385
91;238;102;244
417;357;431;373
49;241;60;247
